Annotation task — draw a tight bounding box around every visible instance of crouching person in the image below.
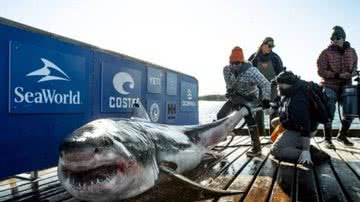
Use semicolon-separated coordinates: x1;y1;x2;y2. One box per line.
270;71;330;165
217;46;271;157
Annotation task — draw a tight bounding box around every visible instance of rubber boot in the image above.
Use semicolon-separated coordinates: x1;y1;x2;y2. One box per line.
246;126;262;157
323;125;335;149
337;121;354;146
255;111;267;136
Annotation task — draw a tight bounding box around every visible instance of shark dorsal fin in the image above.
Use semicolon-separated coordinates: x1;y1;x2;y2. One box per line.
131;102;151;122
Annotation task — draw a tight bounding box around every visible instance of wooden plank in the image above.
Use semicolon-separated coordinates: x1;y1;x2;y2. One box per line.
43;191;73;202
193;137;252;183
332;140;360;179
2;180;61;201
296;164;319;202
269;161;296;202
217;146;272;202
243;156;279;202
312;139;347;202
318;137;360;201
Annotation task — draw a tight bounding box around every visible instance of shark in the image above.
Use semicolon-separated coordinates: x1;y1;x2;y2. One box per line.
58;103;253;201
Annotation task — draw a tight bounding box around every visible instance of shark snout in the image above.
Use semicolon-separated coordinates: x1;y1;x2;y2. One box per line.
61;149;95;162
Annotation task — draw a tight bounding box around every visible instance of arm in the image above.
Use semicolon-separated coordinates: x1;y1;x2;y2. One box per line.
272;53;284;75
317;50;336;79
288;91;311;137
250;68;271;100
352;49;358;76
248;53;257;63
223;66;237;90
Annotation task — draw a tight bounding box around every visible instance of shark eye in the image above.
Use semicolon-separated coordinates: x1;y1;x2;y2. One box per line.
94;148;100;153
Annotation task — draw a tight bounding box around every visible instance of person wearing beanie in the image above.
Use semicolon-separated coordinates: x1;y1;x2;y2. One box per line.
317;25;358;148
217;46;271;157
248;37;284;137
270;71;330;165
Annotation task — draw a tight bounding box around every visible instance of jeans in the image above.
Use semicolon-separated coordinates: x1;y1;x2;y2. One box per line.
323;87;353;128
270;129;307;163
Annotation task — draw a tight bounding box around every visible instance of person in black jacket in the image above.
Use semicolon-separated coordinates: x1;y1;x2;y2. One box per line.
249;37;284;137
270;71;330;165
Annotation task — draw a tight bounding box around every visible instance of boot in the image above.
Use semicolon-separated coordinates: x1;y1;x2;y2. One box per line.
255;111;267;136
310;145;330;165
337;121;354;146
246;126;262;157
323;126;335;149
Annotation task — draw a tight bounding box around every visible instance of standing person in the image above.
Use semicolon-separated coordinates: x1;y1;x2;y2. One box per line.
217;46;271;157
249;37;284;137
317;26;358;148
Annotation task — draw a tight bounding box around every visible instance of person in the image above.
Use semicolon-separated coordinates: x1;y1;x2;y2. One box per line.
270;71;330;165
249;37;284;137
217;46;271;157
317;26;358;148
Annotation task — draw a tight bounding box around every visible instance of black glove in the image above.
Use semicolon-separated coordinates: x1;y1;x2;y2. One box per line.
226;88;235;98
262;99;271;109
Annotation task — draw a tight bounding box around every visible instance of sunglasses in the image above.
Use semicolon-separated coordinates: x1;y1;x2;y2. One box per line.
267;43;275;48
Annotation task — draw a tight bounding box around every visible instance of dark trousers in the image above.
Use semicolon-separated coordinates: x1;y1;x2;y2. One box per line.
323;87;353;138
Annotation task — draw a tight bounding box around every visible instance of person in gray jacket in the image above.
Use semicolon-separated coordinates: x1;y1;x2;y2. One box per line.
217;46;271;157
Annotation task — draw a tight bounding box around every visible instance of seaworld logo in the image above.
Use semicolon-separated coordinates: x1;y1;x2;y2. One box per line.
26;58;71;83
13;58;81;105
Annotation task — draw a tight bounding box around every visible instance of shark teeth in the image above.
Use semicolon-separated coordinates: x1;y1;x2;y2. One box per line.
65;164;117;189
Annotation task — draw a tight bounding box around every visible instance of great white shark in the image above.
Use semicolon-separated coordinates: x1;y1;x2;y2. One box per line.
58;103;255;201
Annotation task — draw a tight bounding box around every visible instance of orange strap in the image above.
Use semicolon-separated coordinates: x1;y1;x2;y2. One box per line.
270;123;285;142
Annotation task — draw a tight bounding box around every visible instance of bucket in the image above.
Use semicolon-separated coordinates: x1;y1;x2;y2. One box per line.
341;85;358;118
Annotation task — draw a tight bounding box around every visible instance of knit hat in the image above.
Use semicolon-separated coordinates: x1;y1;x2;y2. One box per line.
229;46;244;63
331;26;346;40
275;71;300;85
263;37;275;48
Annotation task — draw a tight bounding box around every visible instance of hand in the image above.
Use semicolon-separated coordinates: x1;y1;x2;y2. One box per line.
262;100;271;109
339;72;351;80
298;150;313;165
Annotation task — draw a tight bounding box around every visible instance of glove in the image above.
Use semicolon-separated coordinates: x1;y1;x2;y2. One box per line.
298;150;313;165
225;88;234;98
262;99;270;109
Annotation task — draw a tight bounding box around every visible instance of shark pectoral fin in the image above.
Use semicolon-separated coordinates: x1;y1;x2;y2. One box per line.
159;165;243;196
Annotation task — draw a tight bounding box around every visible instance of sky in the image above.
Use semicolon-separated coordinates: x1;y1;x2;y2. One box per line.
1;0;360;96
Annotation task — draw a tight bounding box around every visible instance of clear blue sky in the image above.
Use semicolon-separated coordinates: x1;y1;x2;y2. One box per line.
1;0;359;95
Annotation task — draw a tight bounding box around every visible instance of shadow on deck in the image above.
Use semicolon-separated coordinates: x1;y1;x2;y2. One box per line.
1;136;360;202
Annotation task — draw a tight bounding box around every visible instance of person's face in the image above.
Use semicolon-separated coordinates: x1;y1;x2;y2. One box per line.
331;37;345;47
261;43;272;54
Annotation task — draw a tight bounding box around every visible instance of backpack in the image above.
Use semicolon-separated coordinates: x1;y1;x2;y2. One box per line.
305;81;332;124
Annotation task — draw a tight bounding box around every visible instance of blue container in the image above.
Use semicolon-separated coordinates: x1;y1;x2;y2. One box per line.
0;17;198;179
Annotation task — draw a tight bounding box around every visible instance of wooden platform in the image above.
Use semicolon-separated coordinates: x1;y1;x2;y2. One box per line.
1;136;360;202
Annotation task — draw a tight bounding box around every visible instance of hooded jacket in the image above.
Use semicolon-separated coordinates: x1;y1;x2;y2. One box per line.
278;80;318;137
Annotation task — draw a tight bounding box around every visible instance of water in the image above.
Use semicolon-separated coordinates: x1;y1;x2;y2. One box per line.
199;100;360;129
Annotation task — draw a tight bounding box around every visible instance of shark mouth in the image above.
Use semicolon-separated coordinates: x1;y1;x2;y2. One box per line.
61;164;118;190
